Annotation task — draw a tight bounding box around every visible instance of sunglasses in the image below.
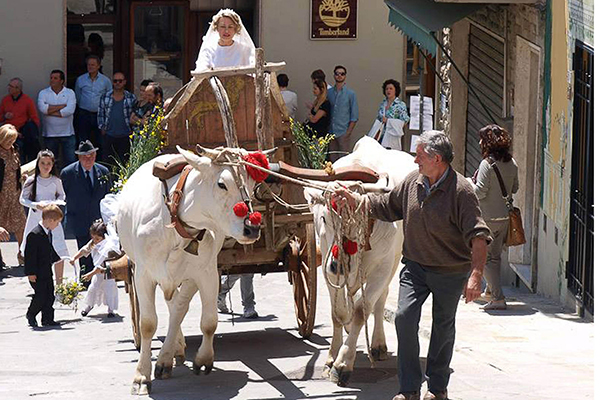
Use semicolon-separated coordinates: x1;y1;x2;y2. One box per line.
7;84;19;89
113;79;124;83
334;72;346;76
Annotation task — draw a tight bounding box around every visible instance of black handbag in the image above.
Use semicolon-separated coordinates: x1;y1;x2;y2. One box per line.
490;161;526;247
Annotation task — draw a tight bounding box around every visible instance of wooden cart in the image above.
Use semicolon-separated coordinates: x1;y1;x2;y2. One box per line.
118;50;320;349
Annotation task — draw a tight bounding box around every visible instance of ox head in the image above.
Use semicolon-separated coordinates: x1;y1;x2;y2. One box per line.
177;145;270;245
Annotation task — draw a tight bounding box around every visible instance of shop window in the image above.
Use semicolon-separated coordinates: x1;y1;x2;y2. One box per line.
67;0;116;15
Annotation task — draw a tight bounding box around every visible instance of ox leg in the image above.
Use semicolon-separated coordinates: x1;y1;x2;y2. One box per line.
132;277;158;395
323;284;344;378
331;270;390;387
192;265;219;375
370;287;389;361
155;280;196;379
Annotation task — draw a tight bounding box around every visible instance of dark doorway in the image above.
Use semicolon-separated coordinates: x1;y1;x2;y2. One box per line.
567;41;594;315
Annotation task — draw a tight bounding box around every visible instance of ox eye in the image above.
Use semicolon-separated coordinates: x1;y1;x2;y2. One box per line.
218;181;227;190
321;216;326;226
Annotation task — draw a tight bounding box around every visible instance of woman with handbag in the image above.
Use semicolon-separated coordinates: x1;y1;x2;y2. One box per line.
371;79;409;150
472;124;519;310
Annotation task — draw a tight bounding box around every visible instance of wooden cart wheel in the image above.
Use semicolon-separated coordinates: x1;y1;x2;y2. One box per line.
290;223;318;338
127;266;141;351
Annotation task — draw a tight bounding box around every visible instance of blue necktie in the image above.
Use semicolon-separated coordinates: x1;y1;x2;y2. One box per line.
85;170;93;192
48;229;53;245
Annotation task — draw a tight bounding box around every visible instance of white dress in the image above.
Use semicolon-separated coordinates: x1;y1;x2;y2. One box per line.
20;175;69;258
195;40;254;71
80;240;119;312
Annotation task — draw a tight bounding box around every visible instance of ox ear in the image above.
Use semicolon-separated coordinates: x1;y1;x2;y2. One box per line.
177;145;211;170
303;186;323;208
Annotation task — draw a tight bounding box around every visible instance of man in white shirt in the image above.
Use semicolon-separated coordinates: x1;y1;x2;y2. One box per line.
38;70;77;168
277;74;298;120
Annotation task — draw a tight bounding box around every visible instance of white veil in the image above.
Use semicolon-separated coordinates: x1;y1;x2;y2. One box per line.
194;9;256;72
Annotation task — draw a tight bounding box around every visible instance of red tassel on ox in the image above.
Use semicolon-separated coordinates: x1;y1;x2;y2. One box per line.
249;211;262;226
331;244;339;259
343;240;358;255
242;152;270;182
233;202;249;217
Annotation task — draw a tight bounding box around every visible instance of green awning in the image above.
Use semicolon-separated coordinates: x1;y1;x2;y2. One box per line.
385;0;485;55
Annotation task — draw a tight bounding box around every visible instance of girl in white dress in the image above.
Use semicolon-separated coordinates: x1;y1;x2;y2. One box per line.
71;220;119;317
194;8;256;72
20;150;68;284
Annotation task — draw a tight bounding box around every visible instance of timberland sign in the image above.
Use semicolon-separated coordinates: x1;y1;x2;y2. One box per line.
310;0;357;40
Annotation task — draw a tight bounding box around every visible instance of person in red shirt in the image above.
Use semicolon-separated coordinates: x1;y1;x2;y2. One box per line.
0;78;41;163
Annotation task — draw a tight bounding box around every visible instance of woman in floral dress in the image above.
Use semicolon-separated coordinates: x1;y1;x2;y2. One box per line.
0;124;27;264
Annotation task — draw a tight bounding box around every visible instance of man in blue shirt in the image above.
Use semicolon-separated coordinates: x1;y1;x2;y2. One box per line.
327;65;358;161
97;72;136;166
74;55;111;160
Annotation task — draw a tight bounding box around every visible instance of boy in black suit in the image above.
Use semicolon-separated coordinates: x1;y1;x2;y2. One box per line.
25;204;63;327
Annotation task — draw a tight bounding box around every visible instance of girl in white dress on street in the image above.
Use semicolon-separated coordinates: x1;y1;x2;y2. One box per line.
20;150;68;284
71;220;119;317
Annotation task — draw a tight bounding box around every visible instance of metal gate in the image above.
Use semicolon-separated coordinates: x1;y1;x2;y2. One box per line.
567;41;594;315
464;24;505;176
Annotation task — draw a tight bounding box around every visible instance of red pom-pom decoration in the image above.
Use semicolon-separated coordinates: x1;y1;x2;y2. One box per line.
233;202;249;217
331;244;339;259
248;211;262;226
343;240;358;255
242;152;270;182
331;199;338;212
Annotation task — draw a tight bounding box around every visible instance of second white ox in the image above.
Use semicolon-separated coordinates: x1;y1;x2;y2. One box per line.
117;146;262;395
304;136;417;386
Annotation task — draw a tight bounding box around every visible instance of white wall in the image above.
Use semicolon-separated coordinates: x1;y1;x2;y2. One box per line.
0;0;65;105
260;0;405;147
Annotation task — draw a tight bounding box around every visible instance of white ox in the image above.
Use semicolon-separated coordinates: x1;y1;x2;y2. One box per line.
116;146;262;395
304;136;417;386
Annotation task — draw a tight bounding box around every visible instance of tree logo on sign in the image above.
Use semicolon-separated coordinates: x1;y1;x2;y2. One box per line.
319;0;350;27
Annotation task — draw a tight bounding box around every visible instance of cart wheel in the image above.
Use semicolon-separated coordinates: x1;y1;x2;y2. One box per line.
127;272;141;351
290;223;318;338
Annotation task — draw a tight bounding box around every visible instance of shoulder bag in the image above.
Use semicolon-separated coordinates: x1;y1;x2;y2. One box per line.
489;160;526;246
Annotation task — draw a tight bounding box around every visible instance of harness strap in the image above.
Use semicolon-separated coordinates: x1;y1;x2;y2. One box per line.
164;165;206;242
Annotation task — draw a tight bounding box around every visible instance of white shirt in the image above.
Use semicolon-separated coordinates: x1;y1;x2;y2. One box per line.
280;89;298;120
195;40;254;71
37;86;76;137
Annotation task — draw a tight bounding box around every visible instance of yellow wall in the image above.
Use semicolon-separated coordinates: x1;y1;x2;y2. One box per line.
260;0;405;145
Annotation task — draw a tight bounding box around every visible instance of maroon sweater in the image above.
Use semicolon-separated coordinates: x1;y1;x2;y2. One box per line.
367;168;491;272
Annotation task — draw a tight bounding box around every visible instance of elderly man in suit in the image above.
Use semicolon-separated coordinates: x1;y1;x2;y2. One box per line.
60;140;111;280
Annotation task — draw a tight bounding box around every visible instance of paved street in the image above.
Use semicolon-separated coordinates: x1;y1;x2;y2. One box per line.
0;239;594;400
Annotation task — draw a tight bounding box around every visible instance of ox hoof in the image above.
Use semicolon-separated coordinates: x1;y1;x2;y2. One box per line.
370;346;389;361
330;366;352;387
154;363;173;380
175;354;186;366
131;378;152;395
193;361;213;375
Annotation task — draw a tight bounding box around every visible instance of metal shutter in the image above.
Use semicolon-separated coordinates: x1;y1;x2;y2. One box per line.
465;24;505;176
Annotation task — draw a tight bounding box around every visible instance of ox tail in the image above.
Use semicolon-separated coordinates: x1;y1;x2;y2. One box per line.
161;282;177;302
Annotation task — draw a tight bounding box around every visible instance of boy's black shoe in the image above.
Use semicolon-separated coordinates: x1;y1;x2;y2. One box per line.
27;316;38;327
42;320;61;327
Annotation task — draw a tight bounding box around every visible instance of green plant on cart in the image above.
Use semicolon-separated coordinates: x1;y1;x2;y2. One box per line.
111;107;167;193
289;119;334;170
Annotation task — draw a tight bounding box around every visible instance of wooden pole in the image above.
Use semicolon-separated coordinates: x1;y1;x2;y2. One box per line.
255;48;267;151
210;76;239;148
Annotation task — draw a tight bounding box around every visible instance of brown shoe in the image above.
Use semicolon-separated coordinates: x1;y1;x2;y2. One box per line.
423;390;448;400
392;392;420;400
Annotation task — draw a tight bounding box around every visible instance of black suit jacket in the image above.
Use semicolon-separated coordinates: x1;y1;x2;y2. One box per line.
24;225;60;281
60;161;111;237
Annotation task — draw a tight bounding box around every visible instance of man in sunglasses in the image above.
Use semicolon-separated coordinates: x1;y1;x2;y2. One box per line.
97;72;136;166
327;65;358;162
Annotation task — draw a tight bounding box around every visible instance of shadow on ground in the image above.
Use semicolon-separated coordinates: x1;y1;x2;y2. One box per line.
145;327;399;399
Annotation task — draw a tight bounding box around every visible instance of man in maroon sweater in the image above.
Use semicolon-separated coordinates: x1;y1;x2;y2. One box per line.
335;131;491;400
0;78;41;163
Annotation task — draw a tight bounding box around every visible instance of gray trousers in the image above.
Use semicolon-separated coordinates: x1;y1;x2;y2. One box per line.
395;258;469;393
484;220;509;301
219;273;255;308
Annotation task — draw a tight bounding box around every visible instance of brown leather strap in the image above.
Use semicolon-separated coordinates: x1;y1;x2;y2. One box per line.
164;165;207;241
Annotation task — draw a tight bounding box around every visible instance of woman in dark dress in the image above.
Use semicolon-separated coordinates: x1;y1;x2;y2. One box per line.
306;79;331;138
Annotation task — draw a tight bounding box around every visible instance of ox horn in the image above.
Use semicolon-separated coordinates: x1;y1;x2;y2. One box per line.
196;144;221;160
341;180;391;194
262;147;278;157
